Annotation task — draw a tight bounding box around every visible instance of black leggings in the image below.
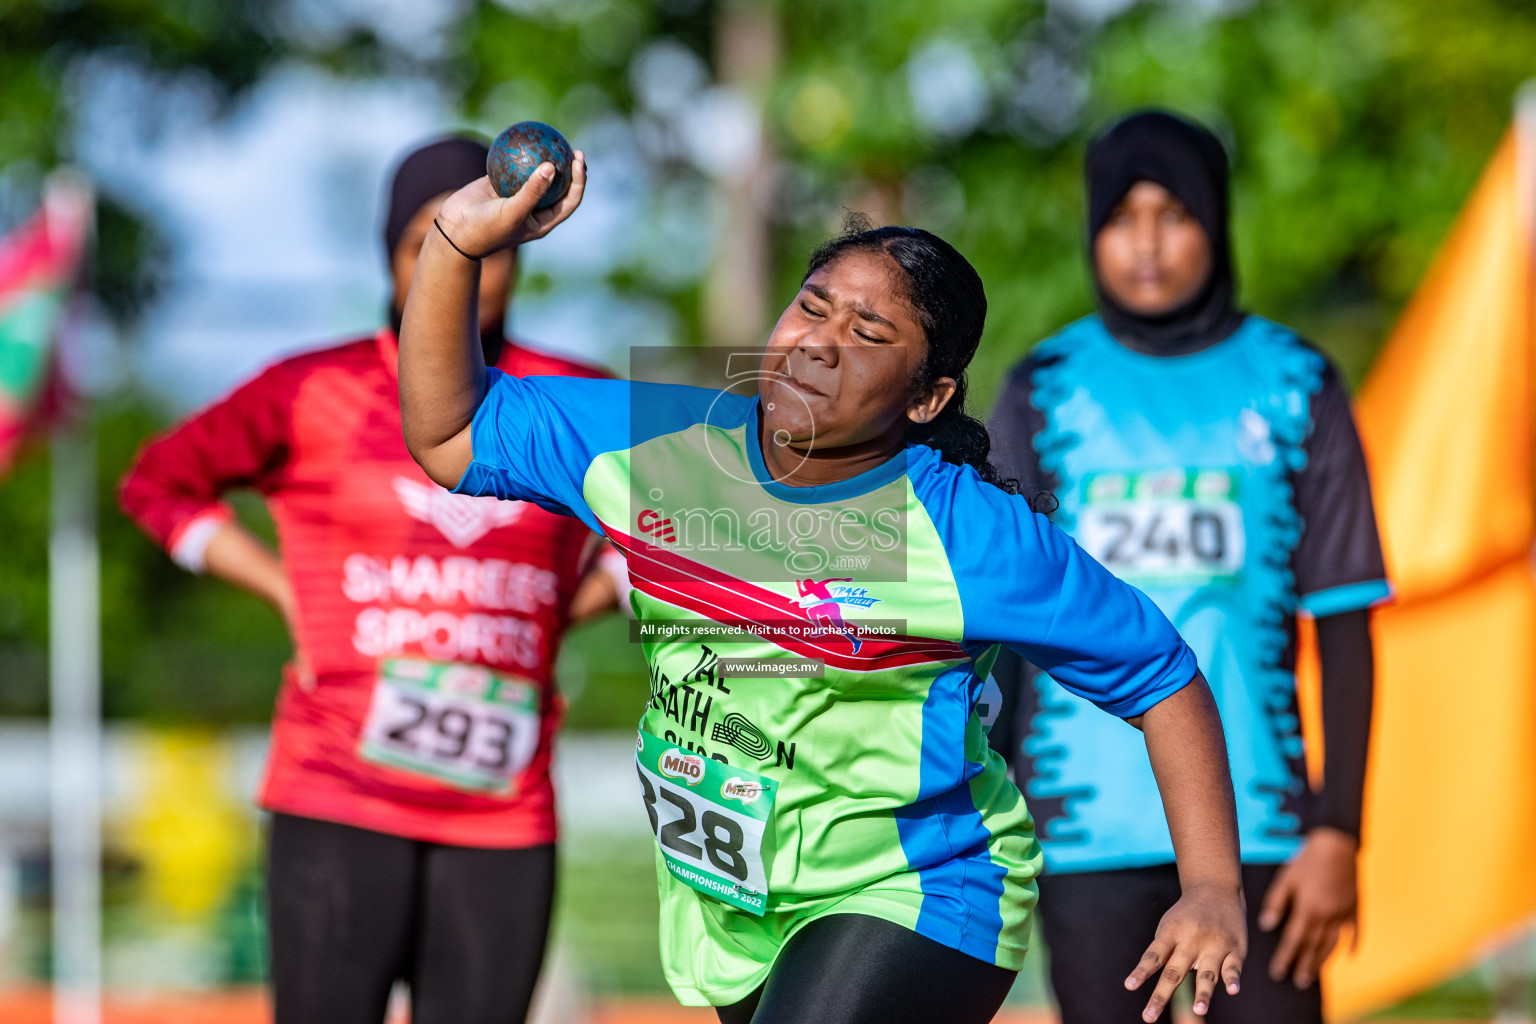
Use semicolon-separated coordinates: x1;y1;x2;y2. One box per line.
266;813;556;1024
1038;863;1323;1024
715;913;1017;1024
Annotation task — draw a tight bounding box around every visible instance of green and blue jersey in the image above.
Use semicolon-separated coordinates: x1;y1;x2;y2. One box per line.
455;370;1197;1003
988;315;1389;873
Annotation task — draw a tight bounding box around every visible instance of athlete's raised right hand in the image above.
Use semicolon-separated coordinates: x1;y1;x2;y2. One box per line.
433;151;587;259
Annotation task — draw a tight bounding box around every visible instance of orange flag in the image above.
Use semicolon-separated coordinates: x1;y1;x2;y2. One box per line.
1316;118;1536;1019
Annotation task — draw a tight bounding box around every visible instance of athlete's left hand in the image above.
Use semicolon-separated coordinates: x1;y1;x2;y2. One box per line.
1260;826;1359;989
1126;881;1246;1021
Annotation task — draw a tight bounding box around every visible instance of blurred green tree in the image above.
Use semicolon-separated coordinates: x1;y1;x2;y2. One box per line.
0;0;420;319
457;0;1536;395
760;0;1536;392
3;0;1533;723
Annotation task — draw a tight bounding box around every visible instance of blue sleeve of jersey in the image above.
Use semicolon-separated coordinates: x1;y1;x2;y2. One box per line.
454;372;726;535
917;460;1198;718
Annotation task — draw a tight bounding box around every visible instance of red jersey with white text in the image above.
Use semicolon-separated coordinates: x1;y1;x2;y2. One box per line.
119;330;606;847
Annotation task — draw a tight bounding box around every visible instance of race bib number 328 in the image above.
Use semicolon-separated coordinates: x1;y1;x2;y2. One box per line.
360;658;540;795
635;731;776;916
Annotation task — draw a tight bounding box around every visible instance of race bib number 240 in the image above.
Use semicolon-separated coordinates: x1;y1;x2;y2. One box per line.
635;731;776;916
1078;468;1245;585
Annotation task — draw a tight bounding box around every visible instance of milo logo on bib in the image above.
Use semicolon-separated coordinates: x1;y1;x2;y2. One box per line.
722;778;765;804
661;750;706;785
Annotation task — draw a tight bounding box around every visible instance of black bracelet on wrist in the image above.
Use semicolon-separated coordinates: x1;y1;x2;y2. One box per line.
433;218;482;262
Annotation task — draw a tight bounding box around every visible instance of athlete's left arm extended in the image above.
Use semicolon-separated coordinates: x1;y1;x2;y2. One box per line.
943;478;1245;1020
1117;673;1246;1022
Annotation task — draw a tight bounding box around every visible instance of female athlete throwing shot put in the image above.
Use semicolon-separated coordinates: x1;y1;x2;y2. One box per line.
397;153;1247;1024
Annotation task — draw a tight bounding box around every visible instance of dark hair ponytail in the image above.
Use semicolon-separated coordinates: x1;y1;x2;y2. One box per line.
805;215;1016;492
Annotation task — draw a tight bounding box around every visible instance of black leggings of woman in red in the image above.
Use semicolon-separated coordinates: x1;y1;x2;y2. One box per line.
266;813;555;1024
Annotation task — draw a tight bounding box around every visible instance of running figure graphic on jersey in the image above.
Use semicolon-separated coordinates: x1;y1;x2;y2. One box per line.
795;577;861;653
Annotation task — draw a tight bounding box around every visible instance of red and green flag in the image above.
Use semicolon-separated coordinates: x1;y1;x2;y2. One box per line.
0;176;92;474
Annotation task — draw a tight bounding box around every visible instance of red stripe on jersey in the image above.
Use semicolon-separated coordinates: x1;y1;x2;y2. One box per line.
603;525;968;671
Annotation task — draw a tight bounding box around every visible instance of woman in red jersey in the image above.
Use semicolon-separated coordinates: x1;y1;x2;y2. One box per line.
119;136;612;1024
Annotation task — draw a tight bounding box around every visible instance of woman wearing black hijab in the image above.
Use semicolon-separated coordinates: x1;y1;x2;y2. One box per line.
986;110;1390;1023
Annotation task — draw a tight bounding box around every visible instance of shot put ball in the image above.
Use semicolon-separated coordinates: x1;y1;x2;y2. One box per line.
486;121;574;210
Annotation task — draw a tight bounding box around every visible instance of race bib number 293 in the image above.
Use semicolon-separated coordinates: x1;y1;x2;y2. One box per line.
359;658;540;795
635;731;776;916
